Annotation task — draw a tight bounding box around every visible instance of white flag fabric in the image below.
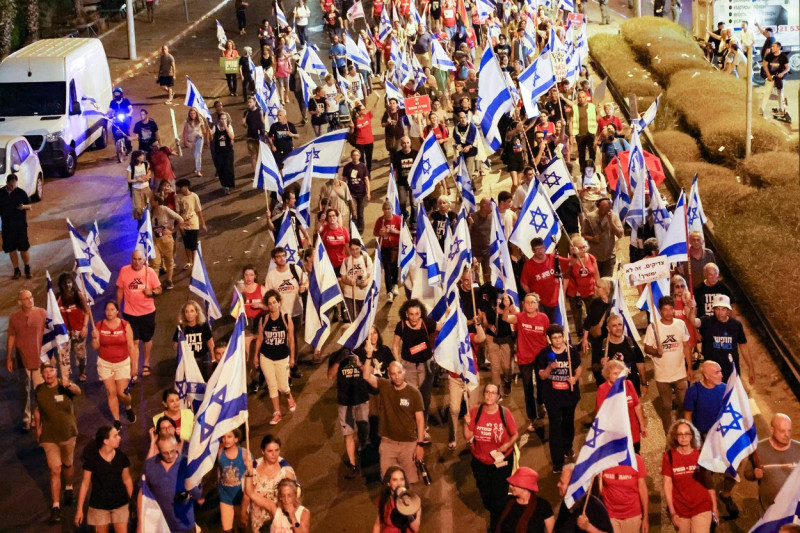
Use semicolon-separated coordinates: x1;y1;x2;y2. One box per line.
190;243;222;325
346;0;365;21
281;130;348;186
554;277;571;341
659;191;688;265
564;374;637;508
434;293;479;390
455;155;477;214
276;0;289;27
384;79;406;108
518;52;555;118
175;329;207;412
698;360;758;478
414;208;444;286
477;47;514;151
490;200;520;307
305;236;345;347
398;221;415;283
139;481;171;533
634;93;661;131
41;271;69;364
612;167;631;222
509;179;562;257
409;132;451;201
264;81;284;128
386;166;402;217
275;211;302;264
431;38;456;71
253;140;284;194
216;20;228;50
136;204;156;261
536;157;577;210
611;266;641;342
299;45;329;77
378;5;392;41
687;173;708;235
748;462;800;533
345;32;373;73
297;68;318;111
625;127;648;232
185;312;249;490
339;248;382;350
296;158;313;229
184;77;212;121
649;173;672;247
67;219;111;304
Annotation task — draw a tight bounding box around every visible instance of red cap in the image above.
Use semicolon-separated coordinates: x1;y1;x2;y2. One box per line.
507;467;539;492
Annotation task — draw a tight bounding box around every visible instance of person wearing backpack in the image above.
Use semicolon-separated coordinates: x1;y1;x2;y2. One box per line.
265;246;308;379
463;383;519;532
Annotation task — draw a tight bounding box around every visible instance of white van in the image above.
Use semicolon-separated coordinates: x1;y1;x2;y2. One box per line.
0;38;112;176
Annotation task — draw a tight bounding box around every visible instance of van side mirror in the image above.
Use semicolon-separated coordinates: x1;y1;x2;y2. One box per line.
71;101;82;115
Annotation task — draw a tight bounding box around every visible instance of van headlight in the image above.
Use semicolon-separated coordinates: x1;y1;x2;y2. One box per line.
46;132;63;142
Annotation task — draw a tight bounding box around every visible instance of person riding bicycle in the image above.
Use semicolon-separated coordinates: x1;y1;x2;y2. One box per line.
109;87;133;152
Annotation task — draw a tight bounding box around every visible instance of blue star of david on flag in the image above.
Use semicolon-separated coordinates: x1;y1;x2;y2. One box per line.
448;237;463;261
529;206;550;232
652;208;668;230
83;246;95;262
688;206;700;226
542;171;562;188
175;378;188;398
198;386;227;441
284;244;297;263
584;419;606;448
421;158;431;174
305;147;321;163
717;403;744;437
267;103;280;120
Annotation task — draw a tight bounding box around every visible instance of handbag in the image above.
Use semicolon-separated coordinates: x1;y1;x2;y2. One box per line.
588;308;607;338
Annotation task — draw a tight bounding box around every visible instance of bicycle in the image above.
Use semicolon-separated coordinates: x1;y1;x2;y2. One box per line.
107;111;132;163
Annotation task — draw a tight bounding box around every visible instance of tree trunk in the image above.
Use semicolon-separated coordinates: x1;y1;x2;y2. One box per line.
25;0;39;44
0;0;17;60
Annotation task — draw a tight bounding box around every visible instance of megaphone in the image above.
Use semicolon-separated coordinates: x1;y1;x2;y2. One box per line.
394;486;421;516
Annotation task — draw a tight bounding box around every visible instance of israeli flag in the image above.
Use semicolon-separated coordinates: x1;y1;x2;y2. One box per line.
339;249;382;350
298;68;318;109
282;130;348;186
455;155;477;214
136;204;156;261
415;208;444;286
276;212;302;264
305;236;345;347
276;0;289;27
67;219;111;305
299;45;329;77
296;159;313;229
634;94;661;132
286;26;298;56
386;167;403;217
564;374;637;508
524;16;538;54
216;20;228;50
748;462;800;533
610;267;641;342
345;32;373;73
384;79;406;108
253;140;284;194
659;190;688;265
41;271;69;364
349;220;368;254
264;80;284;128
398;221;415;283
625;128;648;232
518;52;556;118
429;224;453;322
490;199;520;307
379;6;392;41
537;158;577;210
688;173;708;235
554;277;570;340
409;132;450;201
476;0;494;22
184;77;212;121
434;293;479;390
410;53;427;89
431;39;456;71
175;329;206;412
253;66;269;112
699;358;758;478
477;47;514;151
649;173;672;247
509;179;562;257
390;37;403;70
441;209;472;308
140;480;171;533
346;0;366;21
190;243;222;325
185;311;249;490
612;169;631;222
636;278;670;320
408;0;422;26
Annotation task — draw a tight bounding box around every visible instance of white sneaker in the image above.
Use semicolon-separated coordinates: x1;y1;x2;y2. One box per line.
386;292;394;304
391;286;399;296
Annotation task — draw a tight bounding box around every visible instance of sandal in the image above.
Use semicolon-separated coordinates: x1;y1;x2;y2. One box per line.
141;365;151;377
130;374;139;385
448;441;457;451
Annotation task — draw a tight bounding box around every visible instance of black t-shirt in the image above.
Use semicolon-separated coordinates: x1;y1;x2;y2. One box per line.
329;348;370;405
82;446;131;510
429;0;441;18
494;43;512;58
535;345;581;407
763;51;789;78
497;497;554;533
243;108;265;140
133;119;158;148
693;280;735;317
173;323;213;362
554;496;612;533
355;344;394;379
760;36;775;64
269;121;297;152
431;210;456;248
238;55;253;77
309;97;328;124
394;318;437;364
482;286;514;339
382;109;407;138
0;187;30;229
343;161;369;198
699;316;747;379
556;196;582;234
606;337;645;394
390;149;418;187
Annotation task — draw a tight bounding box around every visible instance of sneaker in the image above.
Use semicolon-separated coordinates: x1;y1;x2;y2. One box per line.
12;268;21;280
288;397;297;412
165;281;174;290
386;292;394;304
125;407;136;423
391;286;399;296
49;506;61;523
113;420;122;431
564;449;575;462
552;465;563;474
63;488;74;507
344;462;359;479
24;265;31;279
159;267;166;275
718;492;739;519
503;380;512;397
290;367;303;379
269;412;282;425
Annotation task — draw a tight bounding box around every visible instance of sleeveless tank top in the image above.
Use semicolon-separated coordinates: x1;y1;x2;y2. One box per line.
97;319;129;363
244;285;264;319
259;313;289;361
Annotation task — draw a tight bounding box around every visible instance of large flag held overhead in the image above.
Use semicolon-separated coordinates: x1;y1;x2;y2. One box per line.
264;80;283;128
633;93;661;132
190;243;222;325
698;359;758;478
296;160;313;229
433;293;479;390
490;200;520;307
346;0;365;21
174;329;207;412
564;374;637;508
345;32;373;72
299;45;329;77
477;47;514;151
275;212;302;264
442;209;473;307
281;130;347;186
386;166;402;218
455;155;477;214
612;168;631;222
518;52;556;118
554;277;571;340
67;219;111;305
378;6;392;41
431;38;456;71
339;249;382;350
41;271;69;364
659;190;688;265
384;79;406;108
687;174;708;235
536;158;577;210
409;132;450;201
297;68;318;112
136;204;156;261
509;179;562;257
253;140;284;194
184;77;212;121
305;236;346;347
276;0;289;27
625;128;648;232
414;208;444;286
748;462;800;533
185;311;249;490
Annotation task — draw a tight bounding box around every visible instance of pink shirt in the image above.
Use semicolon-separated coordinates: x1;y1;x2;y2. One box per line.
116;265;160;316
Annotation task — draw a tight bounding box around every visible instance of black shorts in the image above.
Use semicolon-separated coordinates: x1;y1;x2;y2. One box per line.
182;229;199;251
506;154;524;173
124;311;156;342
157;75;175;87
2;229;30;253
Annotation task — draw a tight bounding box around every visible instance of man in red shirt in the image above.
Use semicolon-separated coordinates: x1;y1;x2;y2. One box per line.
441;0;457;37
6;289;48;431
148;141;176;189
374;202;401;302
520;237;569;323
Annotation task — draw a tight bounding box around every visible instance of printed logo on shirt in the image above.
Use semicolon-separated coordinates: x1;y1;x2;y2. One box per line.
532;269;555;282
661;334;679;351
185;332;205;353
400;398;410;407
712;335;734;351
127;278;144;291
277;279;297;294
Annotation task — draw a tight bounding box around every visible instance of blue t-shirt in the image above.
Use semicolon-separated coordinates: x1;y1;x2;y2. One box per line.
683;382;726;435
218;446;249;505
143;454;202;532
330;43;347;67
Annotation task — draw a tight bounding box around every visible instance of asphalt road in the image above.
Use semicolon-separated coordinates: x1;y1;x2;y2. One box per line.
1;0;799;531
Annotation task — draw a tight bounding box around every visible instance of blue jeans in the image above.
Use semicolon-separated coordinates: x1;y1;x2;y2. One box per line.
191;135;204;172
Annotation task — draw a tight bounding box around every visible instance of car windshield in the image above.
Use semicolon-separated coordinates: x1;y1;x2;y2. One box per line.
0;82;66;116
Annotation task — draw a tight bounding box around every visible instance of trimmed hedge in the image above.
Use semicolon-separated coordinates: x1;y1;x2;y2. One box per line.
742;152;800;187
672;162;752;226
587;33;661;111
652;130;702;163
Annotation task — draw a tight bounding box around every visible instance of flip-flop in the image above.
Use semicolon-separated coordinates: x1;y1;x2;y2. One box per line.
141;365;151;377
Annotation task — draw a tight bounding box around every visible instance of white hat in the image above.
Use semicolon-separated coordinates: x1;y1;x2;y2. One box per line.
711;294;732;310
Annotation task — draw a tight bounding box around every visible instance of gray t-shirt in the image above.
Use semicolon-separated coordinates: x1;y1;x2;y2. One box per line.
742;439;800;509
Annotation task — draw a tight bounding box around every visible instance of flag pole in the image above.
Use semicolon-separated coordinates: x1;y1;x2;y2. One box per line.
682;189;694;297
581;474;596;514
234;285;252;458
647;283;661;346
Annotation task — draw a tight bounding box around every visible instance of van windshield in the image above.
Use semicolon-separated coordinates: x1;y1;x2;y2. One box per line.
0;82;66;116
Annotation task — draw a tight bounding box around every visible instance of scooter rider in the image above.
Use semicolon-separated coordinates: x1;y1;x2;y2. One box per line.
109;87;133;151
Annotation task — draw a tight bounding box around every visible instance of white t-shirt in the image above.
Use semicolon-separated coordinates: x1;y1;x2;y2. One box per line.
265;266;304;317
323;83;339;113
294;5;310;26
644;319;690;383
339;252;373;300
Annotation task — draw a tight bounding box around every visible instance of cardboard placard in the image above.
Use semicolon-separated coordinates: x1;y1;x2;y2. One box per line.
550;50;568;81
220;57;239;74
404;95;431;115
568;13;584;26
624;256;671;287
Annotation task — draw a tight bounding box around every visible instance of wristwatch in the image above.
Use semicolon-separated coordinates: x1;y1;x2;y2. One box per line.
416;442;425;447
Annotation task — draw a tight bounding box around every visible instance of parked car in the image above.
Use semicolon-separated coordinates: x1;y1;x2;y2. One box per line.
0;136;44;202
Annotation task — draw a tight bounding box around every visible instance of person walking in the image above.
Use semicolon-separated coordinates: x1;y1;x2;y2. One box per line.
150;196;183;291
328;346;371;478
211;114;236;194
116;250;161;380
6;289;47;430
217;429;251;532
133;109;161;153
126;150;152;220
182;108;211;176
341;150;371;233
743;413;800;510
0;173;33;279
373;201;401;303
157;45;176;104
293;0;310;45
254;290;297;426
175;179;207;269
56;272;91;381
91;301;136;429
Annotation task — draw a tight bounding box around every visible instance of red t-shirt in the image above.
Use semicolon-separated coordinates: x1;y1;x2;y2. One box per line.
597;115;623;134
321;0;334;13
660;449;712;518
467;406;517;464
354;111;375;144
424;124;449;142
320;225;350;268
374;214;401;248
397;0;411;16
515;312;550;364
673;298;697;348
372;0;384;16
596;380;641;443
442;0;456;26
150;147;175;181
601;454;647;519
243;285;264;320
58;296;86;332
520;255;566;308
566;254;597;298
97;319;129;363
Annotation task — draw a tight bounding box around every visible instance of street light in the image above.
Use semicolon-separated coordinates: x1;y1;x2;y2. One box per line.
126;0;137;60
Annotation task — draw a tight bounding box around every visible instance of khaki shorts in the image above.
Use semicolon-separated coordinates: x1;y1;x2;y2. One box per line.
337;402;369;436
97;358;131;382
41;437;76;469
87;504;130;526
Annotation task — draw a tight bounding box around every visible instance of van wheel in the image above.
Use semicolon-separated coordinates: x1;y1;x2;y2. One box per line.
94;125;108;149
61;150;77;177
31;173;43;202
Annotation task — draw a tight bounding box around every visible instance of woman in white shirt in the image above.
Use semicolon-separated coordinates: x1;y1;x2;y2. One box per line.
293;0;311;46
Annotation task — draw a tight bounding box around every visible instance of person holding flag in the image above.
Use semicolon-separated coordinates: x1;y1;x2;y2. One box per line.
172;301;214;380
565;235;600;341
56;272;91;382
520;237;567;324
602;314;647;397
116;250;161;380
373;201;402;303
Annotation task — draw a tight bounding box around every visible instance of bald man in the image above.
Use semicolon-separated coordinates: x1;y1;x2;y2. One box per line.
7;289;48;430
744;414;800;510
693;263;735;318
116;250;161;379
683;361;726;438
